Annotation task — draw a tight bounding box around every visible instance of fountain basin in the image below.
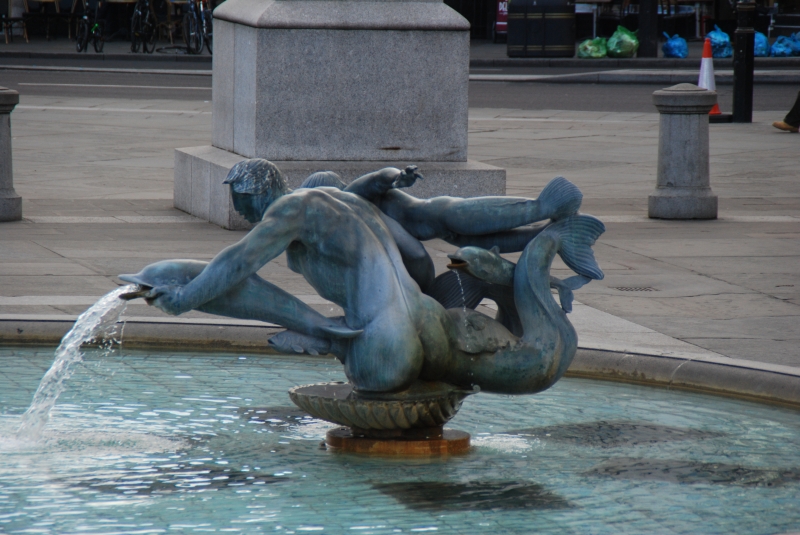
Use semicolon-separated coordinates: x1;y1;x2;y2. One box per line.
2;347;800;534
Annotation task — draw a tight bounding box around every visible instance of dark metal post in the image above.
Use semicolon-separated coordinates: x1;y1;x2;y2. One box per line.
732;2;756;123
638;0;659;57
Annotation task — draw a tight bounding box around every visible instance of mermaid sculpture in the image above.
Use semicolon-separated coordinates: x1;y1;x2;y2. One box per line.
120;160;604;431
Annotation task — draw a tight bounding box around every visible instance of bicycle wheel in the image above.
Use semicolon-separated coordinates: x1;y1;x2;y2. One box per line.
182;11;203;55
142;9;156;54
76;19;89;52
130;8;142;53
92;24;105;53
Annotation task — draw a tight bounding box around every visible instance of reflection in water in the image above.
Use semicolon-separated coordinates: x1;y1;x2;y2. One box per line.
239;405;313;426
72;463;285;495
587;458;800;487
508;421;723;448
373;481;572;511
4;349;800;535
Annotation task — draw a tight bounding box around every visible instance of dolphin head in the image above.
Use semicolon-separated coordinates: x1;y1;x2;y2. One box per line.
119;260;208;298
447;246;503;283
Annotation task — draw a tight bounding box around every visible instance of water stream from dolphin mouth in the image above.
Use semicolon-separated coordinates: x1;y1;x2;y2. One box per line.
453;271;469;325
15;285;135;441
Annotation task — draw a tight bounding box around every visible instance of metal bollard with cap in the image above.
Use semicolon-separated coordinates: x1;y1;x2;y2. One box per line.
648;83;718;220
0;87;21;222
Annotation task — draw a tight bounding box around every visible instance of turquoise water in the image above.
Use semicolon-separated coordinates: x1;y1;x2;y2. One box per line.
1;347;799;535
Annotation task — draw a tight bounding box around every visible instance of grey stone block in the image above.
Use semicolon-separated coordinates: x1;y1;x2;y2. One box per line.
248;28;468;162
649;84;718;220
173;149;193;213
213;0;469;32
648;190;718;220
0;87;19;111
0;196;21;223
233;24;257;157
211;20;235;152
209;1;469;162
174;146;251;230
191;156;211;221
273;159;505;198
173;145;505;230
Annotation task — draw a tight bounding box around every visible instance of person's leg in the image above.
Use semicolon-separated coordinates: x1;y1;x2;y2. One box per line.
773;90;800;132
783;90;800;128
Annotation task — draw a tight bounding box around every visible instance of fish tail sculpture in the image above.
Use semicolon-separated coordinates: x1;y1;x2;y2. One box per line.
443;214;605;394
536;175;584;222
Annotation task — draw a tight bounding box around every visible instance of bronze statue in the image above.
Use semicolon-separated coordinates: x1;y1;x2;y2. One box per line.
121;160;604;400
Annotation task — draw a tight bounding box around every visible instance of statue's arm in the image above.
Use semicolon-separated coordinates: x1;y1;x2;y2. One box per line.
378;212;435;292
344;166;423;203
148;201;302;315
344;168;401;202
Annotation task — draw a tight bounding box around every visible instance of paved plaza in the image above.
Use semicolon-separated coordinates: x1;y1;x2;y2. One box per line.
0;89;797;383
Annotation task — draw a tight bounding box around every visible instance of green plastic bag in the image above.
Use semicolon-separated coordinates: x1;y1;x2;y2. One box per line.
607;25;639;58
577;37;608;59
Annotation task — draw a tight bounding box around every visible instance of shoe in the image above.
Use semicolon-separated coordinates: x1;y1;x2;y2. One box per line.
772;121;799;133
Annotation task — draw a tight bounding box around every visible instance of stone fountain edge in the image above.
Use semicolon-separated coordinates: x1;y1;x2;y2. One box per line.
1;316;798;410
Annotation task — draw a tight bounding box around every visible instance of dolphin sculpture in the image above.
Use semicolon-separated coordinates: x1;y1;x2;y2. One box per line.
433;214;605;394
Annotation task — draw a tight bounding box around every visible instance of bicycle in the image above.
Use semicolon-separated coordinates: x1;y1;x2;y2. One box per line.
130;0;156;53
76;0;104;53
182;0;212;54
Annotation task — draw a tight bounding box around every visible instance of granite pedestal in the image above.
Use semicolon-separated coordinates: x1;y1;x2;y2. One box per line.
174;0;505;229
0;87;21;223
649;83;718;220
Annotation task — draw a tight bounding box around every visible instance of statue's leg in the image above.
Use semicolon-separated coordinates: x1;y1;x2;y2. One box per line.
379;211;435;292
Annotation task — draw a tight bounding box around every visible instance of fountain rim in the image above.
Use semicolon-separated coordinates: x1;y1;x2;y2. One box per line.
1;315;799;411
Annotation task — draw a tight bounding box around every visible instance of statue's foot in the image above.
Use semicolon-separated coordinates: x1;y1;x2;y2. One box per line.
539;176;583;221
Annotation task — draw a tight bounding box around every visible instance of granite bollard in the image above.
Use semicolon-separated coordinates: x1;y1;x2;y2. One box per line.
0;87;21;223
649;83;718;220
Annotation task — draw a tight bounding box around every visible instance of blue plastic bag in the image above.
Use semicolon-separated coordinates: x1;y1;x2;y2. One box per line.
771;35;794;57
754;31;769;57
707;25;732;58
790;33;800;56
662;32;688;58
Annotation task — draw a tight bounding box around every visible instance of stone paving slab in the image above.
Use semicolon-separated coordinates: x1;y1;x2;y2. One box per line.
0;94;798;382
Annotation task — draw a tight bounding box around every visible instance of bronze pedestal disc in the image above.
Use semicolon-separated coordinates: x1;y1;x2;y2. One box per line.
326;427;470;455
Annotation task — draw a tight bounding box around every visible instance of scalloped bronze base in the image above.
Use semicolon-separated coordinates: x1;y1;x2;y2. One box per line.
288;381;474;431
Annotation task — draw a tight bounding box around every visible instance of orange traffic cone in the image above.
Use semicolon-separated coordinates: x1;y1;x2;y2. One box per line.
698;38;721;115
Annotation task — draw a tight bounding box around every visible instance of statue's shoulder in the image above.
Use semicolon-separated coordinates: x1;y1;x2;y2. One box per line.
263;188;338;218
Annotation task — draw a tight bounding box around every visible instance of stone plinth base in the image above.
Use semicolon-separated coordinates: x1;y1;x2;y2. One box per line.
175;145;507;230
211;7;469;162
325;427;470;455
0;194;21;222
648;189;718;219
